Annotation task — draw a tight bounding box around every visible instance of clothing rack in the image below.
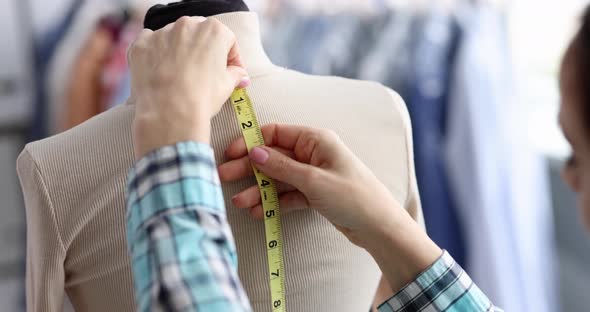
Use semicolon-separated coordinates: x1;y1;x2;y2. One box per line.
0;0;33;286
0;0;35;139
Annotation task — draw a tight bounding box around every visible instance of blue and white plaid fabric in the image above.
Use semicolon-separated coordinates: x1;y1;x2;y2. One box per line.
379;251;502;312
126;142;499;312
126;142;251;312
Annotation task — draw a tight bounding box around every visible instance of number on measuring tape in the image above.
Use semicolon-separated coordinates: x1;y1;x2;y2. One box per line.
242;121;253;129
230;87;286;312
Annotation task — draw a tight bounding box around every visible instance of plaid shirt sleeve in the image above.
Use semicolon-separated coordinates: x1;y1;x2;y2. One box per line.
378;251;503;312
126;142;252;312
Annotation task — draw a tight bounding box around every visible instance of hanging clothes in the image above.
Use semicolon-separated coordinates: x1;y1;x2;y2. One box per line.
63;21;115;130
46;1;120;134
261;7;301;68
262;7;468;266
333;12;389;79
30;0;83;140
405;8;466;266
306;13;363;77
444;3;556;312
356;10;468;266
357;10;414;92
102;19;142;110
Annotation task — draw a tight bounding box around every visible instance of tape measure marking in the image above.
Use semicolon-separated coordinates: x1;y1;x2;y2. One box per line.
230;88;286;312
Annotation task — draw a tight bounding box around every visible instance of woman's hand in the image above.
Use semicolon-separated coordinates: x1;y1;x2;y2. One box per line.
128;16;250;159
219;124;407;247
218;124;442;291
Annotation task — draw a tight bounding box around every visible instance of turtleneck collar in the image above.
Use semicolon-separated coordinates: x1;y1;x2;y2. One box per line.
211;12;278;78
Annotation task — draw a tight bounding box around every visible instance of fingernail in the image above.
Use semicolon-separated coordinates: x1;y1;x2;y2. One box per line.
238;76;251;88
250;147;269;164
231;194;239;202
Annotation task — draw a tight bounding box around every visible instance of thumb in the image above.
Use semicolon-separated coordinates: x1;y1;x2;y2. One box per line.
227;65;250;89
250;146;316;191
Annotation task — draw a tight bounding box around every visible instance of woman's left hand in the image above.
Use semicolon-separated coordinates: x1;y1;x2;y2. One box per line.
128;16;250;159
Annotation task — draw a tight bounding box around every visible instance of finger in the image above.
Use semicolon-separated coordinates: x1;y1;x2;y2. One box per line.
224;124;318;159
231;183;296;209
207;17;240;63
200;18;235;58
201;18;248;89
219;154;253;182
171;16;205;44
227;40;250;88
127;29;153;69
227;40;245;68
162;19;176;33
224;125;275;159
155;21;176;50
249;146;319;191
247;191;310;219
227;65;250;89
219;146;295;182
232;186;261;209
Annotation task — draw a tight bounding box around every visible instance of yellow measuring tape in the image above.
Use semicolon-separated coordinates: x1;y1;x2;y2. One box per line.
230;88;286;312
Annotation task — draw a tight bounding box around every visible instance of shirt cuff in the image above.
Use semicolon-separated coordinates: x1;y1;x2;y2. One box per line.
378;250;496;312
126;142;223;240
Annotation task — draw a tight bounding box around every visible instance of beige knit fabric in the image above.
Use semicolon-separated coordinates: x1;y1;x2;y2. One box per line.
17;12;423;312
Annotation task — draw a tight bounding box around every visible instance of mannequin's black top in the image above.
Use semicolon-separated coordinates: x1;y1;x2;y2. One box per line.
144;0;250;31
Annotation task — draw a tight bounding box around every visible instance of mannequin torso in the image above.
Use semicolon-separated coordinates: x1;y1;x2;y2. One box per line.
17;12;423;312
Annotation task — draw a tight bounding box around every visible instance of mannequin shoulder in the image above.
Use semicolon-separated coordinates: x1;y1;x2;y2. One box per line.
272;69;407;107
19;105;135;178
279;70;411;125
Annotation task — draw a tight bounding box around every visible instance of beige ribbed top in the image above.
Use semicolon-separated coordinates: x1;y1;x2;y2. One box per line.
17;12;423;312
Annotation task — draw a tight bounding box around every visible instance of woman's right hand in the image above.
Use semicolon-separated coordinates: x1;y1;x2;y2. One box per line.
218;124;410;247
219;123;442;291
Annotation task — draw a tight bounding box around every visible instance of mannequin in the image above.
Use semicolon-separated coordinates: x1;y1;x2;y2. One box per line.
144;0;250;30
17;3;424;311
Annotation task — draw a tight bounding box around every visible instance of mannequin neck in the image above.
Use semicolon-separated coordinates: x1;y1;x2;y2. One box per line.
212;12;276;77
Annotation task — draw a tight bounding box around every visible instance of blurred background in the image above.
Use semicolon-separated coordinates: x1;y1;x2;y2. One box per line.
1;0;589;311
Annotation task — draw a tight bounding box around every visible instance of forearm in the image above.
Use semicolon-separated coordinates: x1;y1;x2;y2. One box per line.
126;142;251;312
133;116;212;161
364;203;442;293
365;202;501;312
371;277;393;312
